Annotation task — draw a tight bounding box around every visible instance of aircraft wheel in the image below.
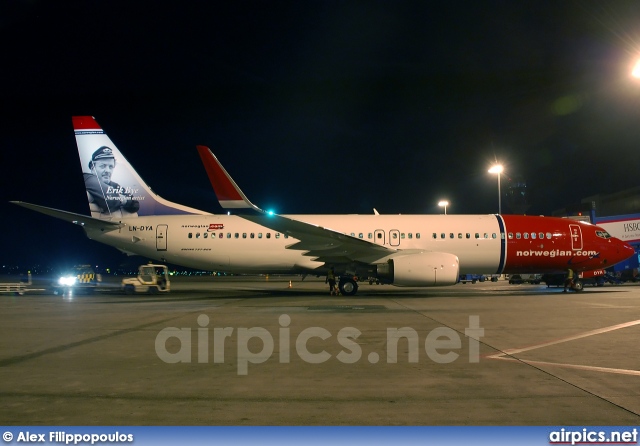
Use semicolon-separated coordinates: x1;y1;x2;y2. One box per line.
339;278;358;296
572;280;584;292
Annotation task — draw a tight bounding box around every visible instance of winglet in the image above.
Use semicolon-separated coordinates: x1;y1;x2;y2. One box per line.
196;146;262;212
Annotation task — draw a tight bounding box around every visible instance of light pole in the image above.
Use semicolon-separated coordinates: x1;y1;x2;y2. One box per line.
438;200;449;215
488;164;503;214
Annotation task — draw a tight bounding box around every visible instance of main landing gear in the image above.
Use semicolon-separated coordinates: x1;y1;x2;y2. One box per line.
338;276;359;296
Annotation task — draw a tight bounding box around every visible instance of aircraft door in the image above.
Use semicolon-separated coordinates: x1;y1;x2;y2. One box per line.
374;229;385;245
569;224;583;251
389;229;400;247
156;224;168;251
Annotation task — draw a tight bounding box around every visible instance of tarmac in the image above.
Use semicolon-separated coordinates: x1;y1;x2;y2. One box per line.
0;275;639;425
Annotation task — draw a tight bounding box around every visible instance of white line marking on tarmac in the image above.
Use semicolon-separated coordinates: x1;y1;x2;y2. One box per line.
488;319;640;376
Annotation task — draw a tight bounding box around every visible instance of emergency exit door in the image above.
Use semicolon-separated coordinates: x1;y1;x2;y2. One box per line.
374;229;385;245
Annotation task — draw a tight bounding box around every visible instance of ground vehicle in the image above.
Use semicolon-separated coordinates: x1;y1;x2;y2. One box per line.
0;272;32;295
52;265;101;295
459;274;486;284
122;264;170;294
541;273;565;287
508;274;541;285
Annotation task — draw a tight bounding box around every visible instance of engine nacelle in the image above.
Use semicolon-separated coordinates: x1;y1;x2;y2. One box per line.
376;252;460;287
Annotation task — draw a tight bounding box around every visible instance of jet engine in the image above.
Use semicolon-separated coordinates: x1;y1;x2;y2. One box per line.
376;252;460;286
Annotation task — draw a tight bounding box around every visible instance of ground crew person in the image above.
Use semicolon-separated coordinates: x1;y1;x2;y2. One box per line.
326;267;337;295
563;268;574;293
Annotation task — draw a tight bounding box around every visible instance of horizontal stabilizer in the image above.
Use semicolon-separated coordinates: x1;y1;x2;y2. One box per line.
11;201;123;231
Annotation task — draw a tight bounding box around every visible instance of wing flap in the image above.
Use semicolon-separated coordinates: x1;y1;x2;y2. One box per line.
237;212;396;264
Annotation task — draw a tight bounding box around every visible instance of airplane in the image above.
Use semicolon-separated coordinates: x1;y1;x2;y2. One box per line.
11;116;635;296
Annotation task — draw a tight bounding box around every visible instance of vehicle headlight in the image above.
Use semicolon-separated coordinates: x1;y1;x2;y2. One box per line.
58;276;77;286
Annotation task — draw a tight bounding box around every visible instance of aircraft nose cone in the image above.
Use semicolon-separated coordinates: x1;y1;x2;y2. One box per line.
604;240;635;268
622;242;635;259
612;241;636;266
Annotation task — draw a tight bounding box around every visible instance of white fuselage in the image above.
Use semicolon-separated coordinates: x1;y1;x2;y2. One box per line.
86;214;503;274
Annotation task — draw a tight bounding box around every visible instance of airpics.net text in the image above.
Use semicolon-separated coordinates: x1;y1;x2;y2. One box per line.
155;315;484;375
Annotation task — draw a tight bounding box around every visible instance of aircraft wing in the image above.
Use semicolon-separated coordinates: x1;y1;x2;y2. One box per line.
11;201;124;231
196;146;397;264
242;213;395;263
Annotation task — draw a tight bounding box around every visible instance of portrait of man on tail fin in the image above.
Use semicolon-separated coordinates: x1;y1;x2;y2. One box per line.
84;146;140;218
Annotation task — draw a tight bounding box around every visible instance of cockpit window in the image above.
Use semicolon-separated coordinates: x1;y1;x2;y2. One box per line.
596;230;611;239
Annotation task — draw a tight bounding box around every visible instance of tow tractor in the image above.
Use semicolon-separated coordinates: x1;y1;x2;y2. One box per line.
122;264;170;294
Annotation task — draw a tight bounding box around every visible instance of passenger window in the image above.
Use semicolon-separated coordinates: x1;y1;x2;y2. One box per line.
377;233;382;239
235;233;239;239
492;233;496;239
546;232;552;239
276;233;281;239
508;233;513;239
219;233;223;239
250;233;255;239
516;233;521;239
466;233;471;239
392;233;398;239
524;233;529;239
475;233;480;239
188;233;193;239
401;233;405;239
196;233;200;239
539;232;544;239
368;233;373;239
226;233;231;239
531;233;536;239
350;232;355;237
458;233;462;239
204;233;208;239
408;233;413;239
449;233;454;239
359;233;363;239
258;233;262;239
266;233;271;239
433;233;437;239
416;233;420;239
484;233;488;239
441;233;445;239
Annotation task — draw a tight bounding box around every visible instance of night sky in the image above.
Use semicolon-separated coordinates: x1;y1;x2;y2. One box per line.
2;0;640;269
